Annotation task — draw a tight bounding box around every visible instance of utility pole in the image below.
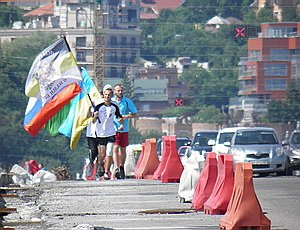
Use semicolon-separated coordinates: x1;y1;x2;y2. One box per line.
93;0;104;89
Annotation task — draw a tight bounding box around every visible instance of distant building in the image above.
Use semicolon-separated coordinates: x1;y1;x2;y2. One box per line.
140;0;185;20
231;22;300;125
1;0;142;80
250;0;300;21
166;57;209;76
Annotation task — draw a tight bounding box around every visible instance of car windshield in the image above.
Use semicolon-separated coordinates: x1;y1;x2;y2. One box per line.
176;139;191;150
234;130;278;145
218;132;235;144
193;132;217;146
291;132;300;144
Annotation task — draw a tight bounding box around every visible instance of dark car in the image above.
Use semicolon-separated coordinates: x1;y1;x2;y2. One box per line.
283;129;300;174
191;131;218;157
156;136;191;158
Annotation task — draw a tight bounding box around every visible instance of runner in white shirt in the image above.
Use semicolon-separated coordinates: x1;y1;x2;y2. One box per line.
92;87;123;180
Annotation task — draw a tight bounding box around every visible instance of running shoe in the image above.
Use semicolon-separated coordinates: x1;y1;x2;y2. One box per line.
103;172;110;180
115;168;121;179
99;162;105;177
85;163;93;177
120;166;125;179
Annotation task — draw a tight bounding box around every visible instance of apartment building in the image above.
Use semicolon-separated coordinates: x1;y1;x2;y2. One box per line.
231;22;300;125
0;0;141;81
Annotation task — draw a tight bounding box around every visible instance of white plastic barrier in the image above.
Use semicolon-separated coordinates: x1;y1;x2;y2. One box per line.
124;144;142;177
178;149;205;203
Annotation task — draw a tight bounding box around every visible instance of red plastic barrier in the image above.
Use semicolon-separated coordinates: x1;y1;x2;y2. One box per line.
219;162;271;230
204;154;234;214
135;138;160;179
153;136;171;180
160;135;183;183
192;152;218;211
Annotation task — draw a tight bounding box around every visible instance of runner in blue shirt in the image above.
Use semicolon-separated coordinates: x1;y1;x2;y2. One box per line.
112;84;138;179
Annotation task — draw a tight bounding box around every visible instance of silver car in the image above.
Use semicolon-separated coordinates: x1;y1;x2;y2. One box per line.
211;127;287;175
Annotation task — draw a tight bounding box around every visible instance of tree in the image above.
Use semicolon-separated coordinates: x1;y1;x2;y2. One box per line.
0;5;25;28
264;82;300;124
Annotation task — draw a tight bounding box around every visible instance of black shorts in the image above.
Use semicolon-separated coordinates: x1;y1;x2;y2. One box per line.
87;137;102;152
99;135;115;146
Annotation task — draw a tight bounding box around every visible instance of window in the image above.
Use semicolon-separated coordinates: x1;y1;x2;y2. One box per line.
142;104;150;112
76;37;86;47
110;36;117;46
264;63;288;76
130;37;136;47
76;51;86;62
121;52;127;63
235;130;278;145
76;9;87;28
249;50;260;61
264;79;287;90
110;67;117;77
121;37;126;45
110;52;117;62
130;52;136;63
270;49;289;61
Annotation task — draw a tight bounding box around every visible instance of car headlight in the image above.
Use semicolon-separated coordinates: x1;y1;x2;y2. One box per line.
231;147;245;162
275;147;284;156
291;149;300;155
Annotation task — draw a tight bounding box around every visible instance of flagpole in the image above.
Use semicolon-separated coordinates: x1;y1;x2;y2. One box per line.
61;36;99;116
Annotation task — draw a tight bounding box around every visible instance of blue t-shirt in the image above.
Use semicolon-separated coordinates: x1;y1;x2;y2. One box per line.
112;96;138;132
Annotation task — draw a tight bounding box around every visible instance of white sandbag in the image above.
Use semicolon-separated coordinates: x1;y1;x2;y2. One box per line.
10;164;33;186
124;144;142;177
178;150;205;203
32;170;57;184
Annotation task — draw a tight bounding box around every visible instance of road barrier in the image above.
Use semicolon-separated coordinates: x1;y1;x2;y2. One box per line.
134;138;159;179
219;162;271;230
192;152;217;211
204;154;234;214
153;135;183;182
178;150;205;203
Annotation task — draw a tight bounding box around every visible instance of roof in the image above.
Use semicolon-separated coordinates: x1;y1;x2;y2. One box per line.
140;0;185;20
24;3;54;17
206;15;230;25
219;127;275;133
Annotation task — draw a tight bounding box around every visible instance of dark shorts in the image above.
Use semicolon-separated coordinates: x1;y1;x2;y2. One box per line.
87;137;101;152
114;132;129;148
99;135;115;146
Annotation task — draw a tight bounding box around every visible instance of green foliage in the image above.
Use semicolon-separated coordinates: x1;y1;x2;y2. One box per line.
264;82;300;124
281;7;300;22
0;5;25;28
192;105;224;124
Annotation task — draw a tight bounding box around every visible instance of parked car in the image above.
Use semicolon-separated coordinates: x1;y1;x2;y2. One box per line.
190;130;218;158
283;129;300;174
209;127;287;175
156;136;191;159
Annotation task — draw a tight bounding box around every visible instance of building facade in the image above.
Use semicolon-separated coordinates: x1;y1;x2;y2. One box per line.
232;22;300;125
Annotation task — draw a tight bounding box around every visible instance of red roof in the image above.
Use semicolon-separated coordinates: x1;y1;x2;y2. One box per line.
139;0;185;20
24;3;54;17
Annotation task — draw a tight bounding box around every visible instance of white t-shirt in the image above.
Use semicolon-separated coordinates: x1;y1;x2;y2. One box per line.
92;102;122;137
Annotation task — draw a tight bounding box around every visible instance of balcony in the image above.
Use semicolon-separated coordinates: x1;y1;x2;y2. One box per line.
107;42;140;49
105;57;136;64
239;55;300;64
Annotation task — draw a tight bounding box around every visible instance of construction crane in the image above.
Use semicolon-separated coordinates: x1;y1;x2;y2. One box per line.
93;0;105;89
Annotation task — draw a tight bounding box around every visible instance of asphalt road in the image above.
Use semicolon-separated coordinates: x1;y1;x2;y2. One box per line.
2;175;300;230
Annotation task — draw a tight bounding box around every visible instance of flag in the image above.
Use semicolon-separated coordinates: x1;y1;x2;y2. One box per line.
69;67;102;150
23;38;82;136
